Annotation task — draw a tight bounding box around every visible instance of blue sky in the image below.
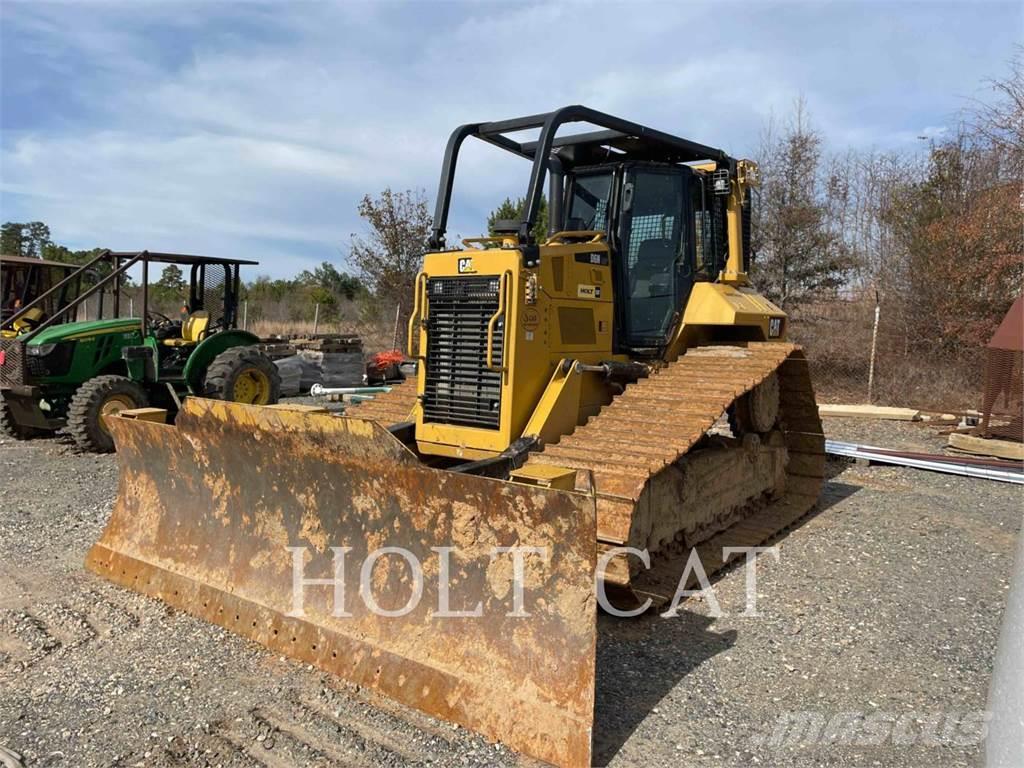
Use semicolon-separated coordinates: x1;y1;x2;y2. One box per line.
1;0;1020;279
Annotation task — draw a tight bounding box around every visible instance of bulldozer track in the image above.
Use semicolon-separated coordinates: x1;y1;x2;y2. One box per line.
351;343;825;606
526;341;825;602
528;346;823;606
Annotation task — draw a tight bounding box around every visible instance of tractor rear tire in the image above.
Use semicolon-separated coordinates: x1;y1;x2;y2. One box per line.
203;347;281;405
68;375;149;453
0;393;44;440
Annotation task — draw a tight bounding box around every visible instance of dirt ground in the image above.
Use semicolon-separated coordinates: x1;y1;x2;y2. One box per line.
1;414;1020;768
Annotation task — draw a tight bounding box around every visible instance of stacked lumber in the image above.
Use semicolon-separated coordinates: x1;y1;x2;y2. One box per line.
818;404;922;421
291;335;363;353
948;433;1024;461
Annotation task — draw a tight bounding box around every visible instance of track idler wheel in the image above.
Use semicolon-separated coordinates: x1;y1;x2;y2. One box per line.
729;371;780;435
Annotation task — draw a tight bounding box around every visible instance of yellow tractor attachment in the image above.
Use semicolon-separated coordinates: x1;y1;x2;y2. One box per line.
87;399;599;767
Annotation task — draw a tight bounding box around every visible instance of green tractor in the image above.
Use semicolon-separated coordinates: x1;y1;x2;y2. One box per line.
0;250;280;451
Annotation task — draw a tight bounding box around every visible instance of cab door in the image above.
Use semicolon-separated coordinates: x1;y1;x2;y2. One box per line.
616;165;694;350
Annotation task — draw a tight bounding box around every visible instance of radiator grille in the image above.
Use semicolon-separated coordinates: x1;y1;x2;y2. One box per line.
0;339;26;388
423;276;504;429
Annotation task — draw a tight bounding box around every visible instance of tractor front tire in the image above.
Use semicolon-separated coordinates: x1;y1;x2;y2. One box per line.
68;375;149;453
203;347;281;406
0;393;44;440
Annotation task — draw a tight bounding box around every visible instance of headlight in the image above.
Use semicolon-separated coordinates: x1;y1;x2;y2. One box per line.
27;343;57;356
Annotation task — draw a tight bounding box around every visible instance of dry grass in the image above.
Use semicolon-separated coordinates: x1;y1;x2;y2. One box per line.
789;297;985;412
253;295;986;412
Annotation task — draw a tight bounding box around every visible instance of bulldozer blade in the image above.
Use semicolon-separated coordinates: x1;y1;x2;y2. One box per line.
86;399;598;768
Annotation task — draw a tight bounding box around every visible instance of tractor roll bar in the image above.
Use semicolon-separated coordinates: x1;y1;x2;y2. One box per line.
429;104;733;248
2;248;114;331
19;252;147;343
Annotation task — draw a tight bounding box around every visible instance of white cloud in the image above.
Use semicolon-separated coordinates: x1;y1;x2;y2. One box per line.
1;0;1019;277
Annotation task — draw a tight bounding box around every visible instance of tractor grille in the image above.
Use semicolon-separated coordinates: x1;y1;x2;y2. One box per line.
0;339;26;388
25;342;74;379
422;276;504;430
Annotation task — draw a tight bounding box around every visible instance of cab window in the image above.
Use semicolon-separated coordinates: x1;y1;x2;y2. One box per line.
692;176;727;280
567;172;613;232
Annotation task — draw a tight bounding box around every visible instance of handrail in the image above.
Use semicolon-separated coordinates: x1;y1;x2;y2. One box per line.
406;272;427;358
461;236;510;249
486;271;512;372
544;230;606;245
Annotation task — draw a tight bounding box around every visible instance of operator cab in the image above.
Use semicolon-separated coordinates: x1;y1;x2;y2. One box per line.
427;106;750;359
564;162;731;352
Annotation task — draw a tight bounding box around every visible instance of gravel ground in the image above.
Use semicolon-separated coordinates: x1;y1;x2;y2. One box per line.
1;414;1020;768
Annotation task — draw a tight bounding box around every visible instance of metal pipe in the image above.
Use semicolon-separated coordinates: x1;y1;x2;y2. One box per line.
310;384;390;397
233;264;241;328
141;257;149;338
114;255;121;317
825;440;1023;484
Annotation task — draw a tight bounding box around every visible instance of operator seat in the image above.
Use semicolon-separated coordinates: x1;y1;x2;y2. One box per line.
11;307;46;335
163;310;210;346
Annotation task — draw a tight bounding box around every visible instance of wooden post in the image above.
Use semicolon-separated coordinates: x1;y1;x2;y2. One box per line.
312;303;320;336
242;300;248;331
392;303;402;350
867;296;881;403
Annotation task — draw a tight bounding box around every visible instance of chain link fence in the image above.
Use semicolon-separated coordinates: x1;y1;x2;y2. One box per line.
789;293;1021;428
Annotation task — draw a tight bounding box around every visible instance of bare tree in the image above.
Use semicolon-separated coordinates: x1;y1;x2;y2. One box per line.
753;99;852;308
969;46;1024;172
348;188;432;334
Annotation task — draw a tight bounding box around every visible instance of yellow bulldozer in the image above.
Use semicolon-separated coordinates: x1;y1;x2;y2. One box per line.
87;106;824;767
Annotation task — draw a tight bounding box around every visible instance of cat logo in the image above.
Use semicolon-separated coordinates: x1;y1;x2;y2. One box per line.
457;257;475;274
577;284;601;299
768;317;783;338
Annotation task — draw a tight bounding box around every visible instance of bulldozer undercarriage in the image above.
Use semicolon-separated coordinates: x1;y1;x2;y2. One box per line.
356;341;824;606
86;341;823;767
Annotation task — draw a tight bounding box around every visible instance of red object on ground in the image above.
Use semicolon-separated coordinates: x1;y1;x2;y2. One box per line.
370;350;405;371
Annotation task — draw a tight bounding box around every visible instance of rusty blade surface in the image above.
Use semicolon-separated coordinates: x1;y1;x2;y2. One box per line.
86;399;598;768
